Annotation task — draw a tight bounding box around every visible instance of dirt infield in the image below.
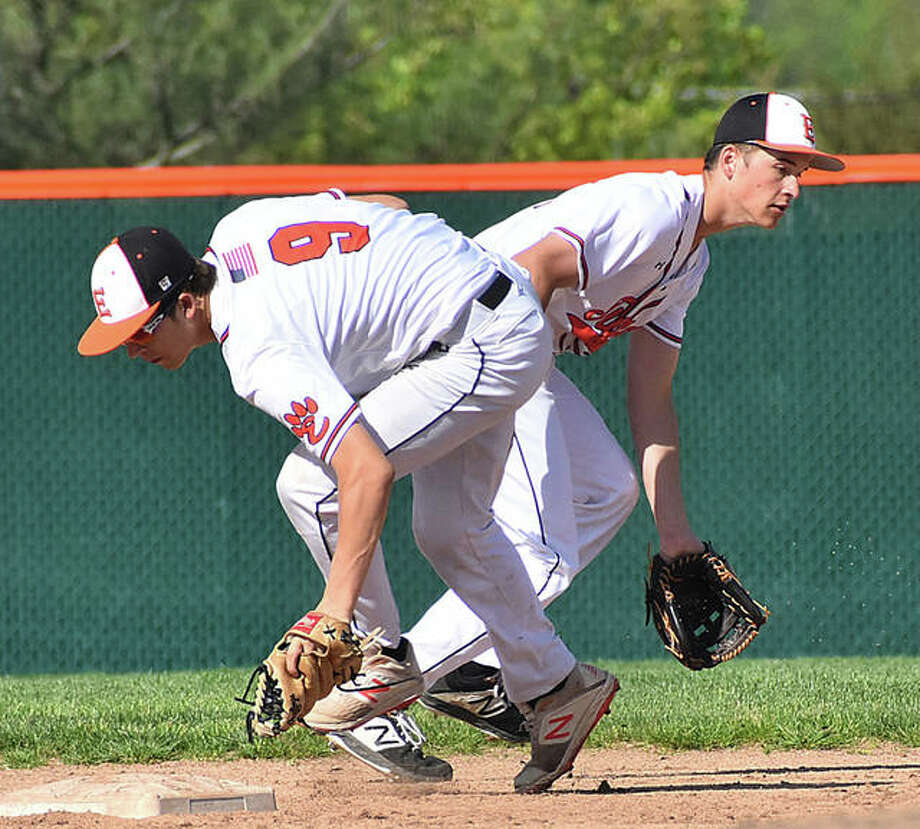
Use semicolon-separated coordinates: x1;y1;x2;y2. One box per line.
1;745;919;828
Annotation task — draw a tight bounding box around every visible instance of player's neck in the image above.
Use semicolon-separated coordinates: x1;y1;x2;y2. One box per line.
697;169;754;242
198;293;217;345
180;291;217;347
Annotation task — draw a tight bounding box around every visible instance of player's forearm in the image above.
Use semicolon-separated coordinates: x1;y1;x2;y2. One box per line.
316;469;394;620
627;330;701;558
628;388;700;559
320;423;396;620
635;441;699;558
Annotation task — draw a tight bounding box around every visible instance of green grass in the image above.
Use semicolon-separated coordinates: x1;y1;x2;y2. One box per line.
2;658;918;768
593;657;920;751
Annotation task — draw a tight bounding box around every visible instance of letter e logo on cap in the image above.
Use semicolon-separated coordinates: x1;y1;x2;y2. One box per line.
802;114;815;145
93;288;111;319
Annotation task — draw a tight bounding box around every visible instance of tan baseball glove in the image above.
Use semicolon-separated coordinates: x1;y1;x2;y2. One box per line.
238;611;371;740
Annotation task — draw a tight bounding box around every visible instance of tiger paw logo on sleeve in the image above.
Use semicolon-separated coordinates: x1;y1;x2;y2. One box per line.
284;396;330;444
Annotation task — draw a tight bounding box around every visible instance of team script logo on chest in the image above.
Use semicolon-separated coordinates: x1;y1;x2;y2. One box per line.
564;220;695;353
567;292;664;353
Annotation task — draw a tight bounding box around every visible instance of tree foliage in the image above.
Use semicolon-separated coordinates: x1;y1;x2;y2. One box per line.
289;0;769;164
0;0;768;168
749;0;920;154
0;0;914;168
0;0;360;167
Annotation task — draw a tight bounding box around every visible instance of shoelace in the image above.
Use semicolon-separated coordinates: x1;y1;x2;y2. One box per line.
488;676;514;712
491;677;532;734
387;710;426;750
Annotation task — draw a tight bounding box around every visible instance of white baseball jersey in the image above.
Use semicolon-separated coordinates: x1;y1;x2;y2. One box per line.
407;172;711;683
228;193;578;702
475;171;709;354
204;191;507;464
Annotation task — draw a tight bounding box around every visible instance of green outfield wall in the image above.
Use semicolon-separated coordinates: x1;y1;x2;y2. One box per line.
1;182;917;674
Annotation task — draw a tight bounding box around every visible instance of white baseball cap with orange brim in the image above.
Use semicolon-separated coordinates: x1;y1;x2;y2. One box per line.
78;226;197;356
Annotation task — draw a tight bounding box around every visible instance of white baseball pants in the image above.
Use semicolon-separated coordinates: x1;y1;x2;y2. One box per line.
407;365;640;682
275;273;577;703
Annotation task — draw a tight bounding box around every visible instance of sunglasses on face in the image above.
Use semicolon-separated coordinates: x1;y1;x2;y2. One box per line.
127;309;169;345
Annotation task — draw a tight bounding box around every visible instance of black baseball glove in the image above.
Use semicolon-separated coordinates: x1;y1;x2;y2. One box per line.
645;542;769;670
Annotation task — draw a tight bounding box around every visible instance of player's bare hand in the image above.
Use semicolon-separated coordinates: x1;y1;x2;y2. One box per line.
284;636;318;678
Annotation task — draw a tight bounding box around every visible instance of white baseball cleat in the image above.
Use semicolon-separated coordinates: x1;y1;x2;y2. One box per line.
327;709;453;782
304;637;424;732
513;663;619;794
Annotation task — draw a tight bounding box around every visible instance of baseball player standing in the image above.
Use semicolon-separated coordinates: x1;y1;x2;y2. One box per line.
77;191;619;794
315;93;845;777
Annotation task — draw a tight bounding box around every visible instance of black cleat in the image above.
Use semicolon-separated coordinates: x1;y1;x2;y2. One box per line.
419;662;530;743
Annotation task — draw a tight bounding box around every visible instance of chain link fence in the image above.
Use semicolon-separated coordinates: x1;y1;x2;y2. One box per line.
1;181;917;673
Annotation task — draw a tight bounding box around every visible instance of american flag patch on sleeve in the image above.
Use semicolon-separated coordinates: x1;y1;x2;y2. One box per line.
222;243;259;282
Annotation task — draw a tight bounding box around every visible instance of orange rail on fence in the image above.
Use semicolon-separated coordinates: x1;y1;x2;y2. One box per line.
1;155;919;199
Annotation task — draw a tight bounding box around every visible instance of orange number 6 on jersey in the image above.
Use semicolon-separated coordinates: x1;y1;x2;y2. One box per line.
269;221;371;265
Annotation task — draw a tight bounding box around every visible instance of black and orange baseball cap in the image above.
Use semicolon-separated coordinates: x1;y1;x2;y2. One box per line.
78;227;197;356
713;92;845;172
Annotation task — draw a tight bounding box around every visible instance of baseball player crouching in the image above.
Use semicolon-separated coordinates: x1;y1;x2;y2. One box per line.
316;93;844;776
77;191;619;794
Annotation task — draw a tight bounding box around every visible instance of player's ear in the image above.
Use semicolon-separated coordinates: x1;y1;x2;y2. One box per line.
720;145;740;179
175;291;201;320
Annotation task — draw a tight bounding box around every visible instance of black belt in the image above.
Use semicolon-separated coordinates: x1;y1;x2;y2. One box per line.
426;273;514;355
475;272;512;309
